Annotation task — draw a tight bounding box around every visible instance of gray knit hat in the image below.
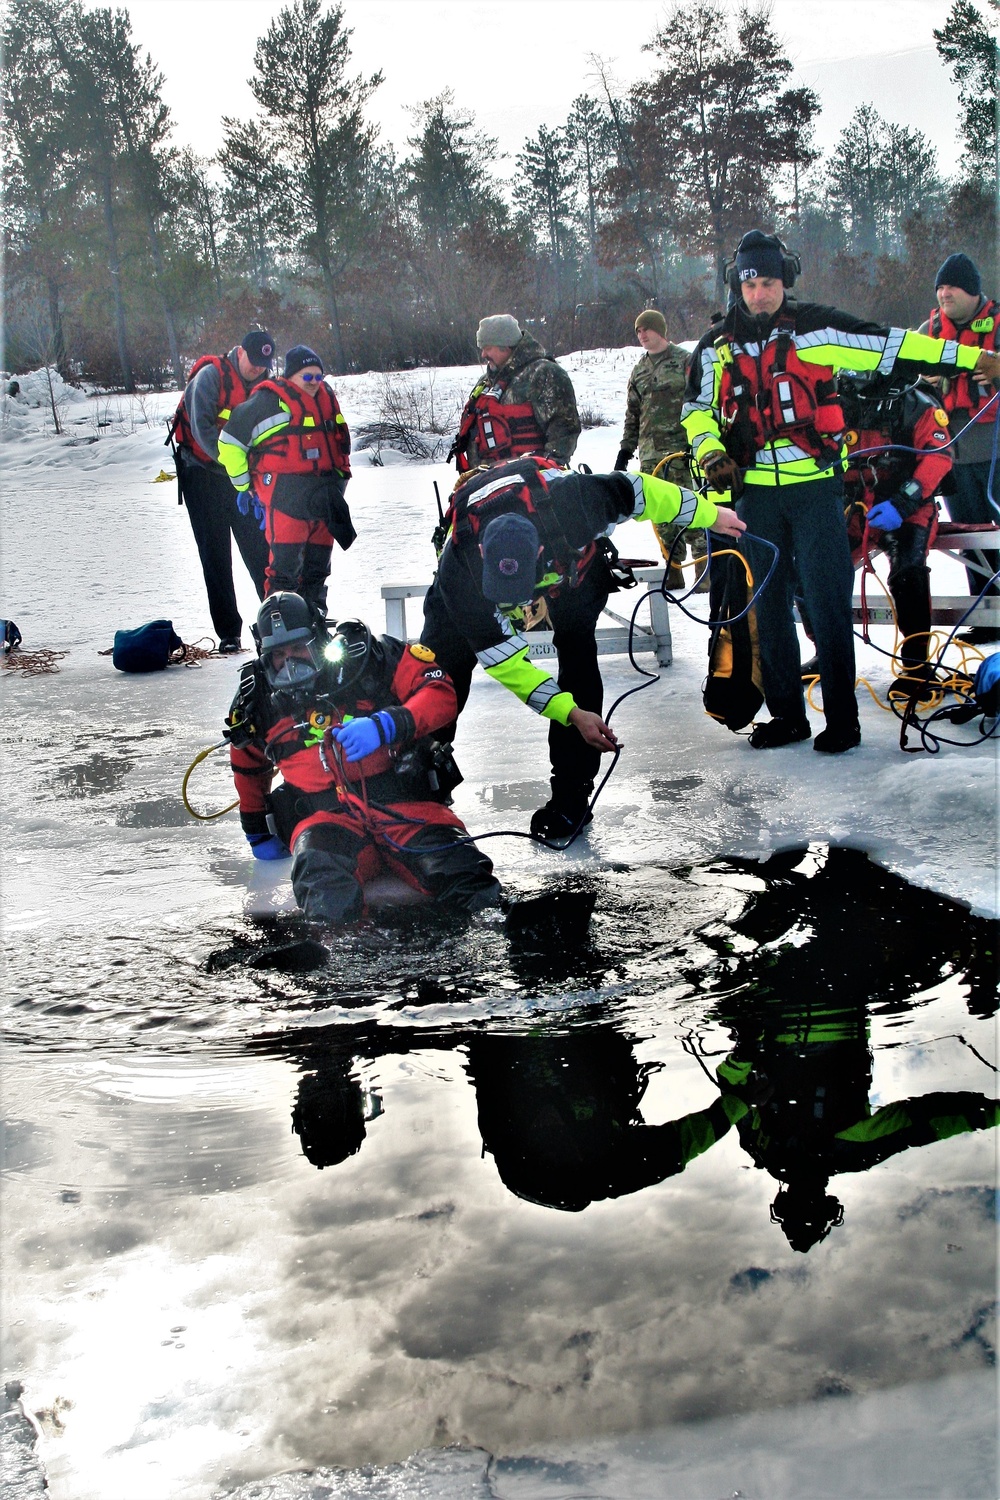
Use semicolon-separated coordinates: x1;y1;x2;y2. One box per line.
476;314;521;349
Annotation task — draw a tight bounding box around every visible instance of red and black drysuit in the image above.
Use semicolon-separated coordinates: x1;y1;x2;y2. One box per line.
226;638;500;925
922;299;1000;596
218;377;355;612
171;350;269;640
838;384;951;671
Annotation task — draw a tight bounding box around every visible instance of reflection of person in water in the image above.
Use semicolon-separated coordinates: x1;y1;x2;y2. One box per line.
469;854;997;1243
289;1038;383;1170
466;1026;740;1212
700;846;1000;1250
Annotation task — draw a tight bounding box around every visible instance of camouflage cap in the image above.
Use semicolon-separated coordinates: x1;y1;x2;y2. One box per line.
635;309;667;336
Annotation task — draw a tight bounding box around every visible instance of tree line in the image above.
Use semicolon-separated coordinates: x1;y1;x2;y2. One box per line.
4;0;996;388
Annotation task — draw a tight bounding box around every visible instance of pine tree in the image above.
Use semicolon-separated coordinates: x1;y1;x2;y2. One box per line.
565;94;614;298
3;0;77;373
637;1;818;302
248;0;383;372
935;0;999;186
85;7;185;386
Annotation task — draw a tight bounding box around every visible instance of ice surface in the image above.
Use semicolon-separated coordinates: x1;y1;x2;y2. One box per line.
1;350;996;932
1;355;997;1500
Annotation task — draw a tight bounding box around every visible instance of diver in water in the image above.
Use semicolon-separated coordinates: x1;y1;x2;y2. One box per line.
224;593;501;925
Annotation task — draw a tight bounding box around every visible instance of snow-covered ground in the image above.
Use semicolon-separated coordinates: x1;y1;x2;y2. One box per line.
1;349;996;929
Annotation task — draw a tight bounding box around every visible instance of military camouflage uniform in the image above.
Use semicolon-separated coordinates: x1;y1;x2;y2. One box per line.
458;334;581;470
620;343;707;573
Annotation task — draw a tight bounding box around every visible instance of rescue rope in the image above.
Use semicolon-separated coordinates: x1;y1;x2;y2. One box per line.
182;742;239;819
1;649;67;675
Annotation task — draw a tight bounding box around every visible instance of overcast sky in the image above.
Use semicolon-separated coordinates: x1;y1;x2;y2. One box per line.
90;0;966;178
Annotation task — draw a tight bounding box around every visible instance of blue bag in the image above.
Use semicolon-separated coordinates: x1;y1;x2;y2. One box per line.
112;619;183;673
974;652;1000;718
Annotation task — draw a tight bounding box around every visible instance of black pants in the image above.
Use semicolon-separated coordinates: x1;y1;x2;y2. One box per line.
880;519;935;669
179;455;269;639
947;461;1000;596
291;821;501;926
739;477;858;732
422;563;609;802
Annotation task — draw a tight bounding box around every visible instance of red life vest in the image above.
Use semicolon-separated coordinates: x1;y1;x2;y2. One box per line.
929;300;998;425
251;377;351;479
448;456;598;590
172;354;251;465
452;370;544;472
715;309;846;467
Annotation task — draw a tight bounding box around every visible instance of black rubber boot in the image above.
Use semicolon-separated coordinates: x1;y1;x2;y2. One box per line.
748;717;811;750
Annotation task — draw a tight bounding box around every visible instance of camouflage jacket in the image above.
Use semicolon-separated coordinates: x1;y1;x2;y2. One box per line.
459;334;581;468
621;344;691;479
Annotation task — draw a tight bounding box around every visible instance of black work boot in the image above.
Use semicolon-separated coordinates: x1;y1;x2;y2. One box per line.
530;781;595;841
813;722;861;753
748;717;811;750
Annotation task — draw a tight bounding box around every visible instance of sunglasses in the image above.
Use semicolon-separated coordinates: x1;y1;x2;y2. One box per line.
299;371;323;382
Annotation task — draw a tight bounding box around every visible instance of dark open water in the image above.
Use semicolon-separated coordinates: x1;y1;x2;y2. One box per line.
2;845;997;1499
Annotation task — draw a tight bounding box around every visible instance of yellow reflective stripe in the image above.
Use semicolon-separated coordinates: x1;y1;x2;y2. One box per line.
639;473;718;529
540;690;574;724
303;416;316;428
718;1057;753;1087
250;413;290;447
218;434;250;487
336;413;346;424
219;407;232;420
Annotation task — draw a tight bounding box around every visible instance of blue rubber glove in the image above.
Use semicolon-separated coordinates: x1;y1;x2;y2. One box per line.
334;711;397;763
235;487;251;516
251;494;266;531
867;499;903;532
246;832;290;860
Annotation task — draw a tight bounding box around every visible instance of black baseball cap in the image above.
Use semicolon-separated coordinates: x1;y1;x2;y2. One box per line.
480;513;541;604
241;330;275;368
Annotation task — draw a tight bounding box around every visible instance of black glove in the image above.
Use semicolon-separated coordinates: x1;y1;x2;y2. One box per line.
323;480;358;551
613;448;632;471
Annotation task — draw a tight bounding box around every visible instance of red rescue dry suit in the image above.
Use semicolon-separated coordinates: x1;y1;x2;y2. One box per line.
841;384;951;673
218;376;355;611
226;638;498;924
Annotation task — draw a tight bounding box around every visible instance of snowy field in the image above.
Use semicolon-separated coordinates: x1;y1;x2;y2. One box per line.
1;352;997;1500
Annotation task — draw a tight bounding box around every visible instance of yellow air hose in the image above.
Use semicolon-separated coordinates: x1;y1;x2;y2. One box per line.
182;742;239;820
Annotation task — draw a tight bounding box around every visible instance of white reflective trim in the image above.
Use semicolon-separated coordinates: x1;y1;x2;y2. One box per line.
469;473;523;504
876;327;906;375
477;635;527;669
674;488;698;527
218;433;247;453
527;677;561;712
250;413;288;446
942;339;959;366
755;442;814;464
630;474;645;516
795;328;885;354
